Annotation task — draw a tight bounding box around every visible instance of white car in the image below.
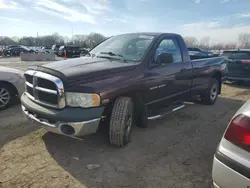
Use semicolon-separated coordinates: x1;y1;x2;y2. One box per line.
41;47;53;54
212;100;250;188
0;66;25;110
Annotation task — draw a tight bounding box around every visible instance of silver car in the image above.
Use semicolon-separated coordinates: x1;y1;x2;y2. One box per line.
0;66;25;110
212;100;250;188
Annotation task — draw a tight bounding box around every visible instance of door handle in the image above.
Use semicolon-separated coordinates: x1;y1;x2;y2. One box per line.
180;68;188;72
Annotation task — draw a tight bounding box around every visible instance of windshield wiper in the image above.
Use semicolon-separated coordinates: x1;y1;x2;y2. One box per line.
84;51;95;57
100;51;123;57
99;52;126;62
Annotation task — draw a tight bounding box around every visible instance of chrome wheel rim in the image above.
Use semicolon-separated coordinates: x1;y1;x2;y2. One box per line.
0;88;10;108
210;84;217;101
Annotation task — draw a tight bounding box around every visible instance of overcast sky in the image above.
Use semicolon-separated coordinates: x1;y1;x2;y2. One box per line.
1;0;250;43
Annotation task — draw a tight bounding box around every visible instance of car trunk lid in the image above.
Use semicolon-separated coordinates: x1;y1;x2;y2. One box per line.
223;51;250;77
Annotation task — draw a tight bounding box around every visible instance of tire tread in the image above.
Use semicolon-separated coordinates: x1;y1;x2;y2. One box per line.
109;97;132;147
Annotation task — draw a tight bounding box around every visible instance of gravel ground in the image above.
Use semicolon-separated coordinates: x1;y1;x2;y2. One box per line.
0;57;249;188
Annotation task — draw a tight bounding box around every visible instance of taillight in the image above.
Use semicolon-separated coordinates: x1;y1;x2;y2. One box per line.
224;114;250;151
242;60;250;64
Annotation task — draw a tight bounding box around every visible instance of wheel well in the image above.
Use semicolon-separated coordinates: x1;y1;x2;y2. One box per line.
102;93;145;120
98;93;145;132
129;93;145;116
0;81;18;96
212;72;222;94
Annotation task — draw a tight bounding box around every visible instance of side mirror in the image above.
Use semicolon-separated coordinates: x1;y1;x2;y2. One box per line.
156;52;174;65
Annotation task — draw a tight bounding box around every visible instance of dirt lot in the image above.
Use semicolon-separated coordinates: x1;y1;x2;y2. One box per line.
0;57;249;188
0;56;64;71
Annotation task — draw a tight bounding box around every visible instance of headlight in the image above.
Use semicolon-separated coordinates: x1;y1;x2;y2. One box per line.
66;92;100;108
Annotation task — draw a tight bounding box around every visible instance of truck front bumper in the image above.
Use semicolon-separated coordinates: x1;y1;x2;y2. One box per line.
21;93;105;137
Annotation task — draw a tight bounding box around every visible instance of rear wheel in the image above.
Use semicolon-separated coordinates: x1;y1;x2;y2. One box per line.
109;97;133;147
0;84;13;110
200;78;219;105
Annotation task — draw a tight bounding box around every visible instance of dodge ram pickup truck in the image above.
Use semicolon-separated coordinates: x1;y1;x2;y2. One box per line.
21;33;228;147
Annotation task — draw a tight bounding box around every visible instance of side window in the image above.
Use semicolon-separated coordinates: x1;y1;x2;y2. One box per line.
155;38;182;64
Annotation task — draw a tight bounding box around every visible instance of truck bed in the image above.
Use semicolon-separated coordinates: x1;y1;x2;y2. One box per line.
190;54;219;60
190;57;227;82
191;56;226;67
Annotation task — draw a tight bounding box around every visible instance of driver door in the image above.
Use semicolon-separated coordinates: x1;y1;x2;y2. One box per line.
144;37;192;108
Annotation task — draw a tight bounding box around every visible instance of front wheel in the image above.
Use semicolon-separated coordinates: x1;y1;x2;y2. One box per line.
0;84;12;110
109;97;133;147
200;78;219;105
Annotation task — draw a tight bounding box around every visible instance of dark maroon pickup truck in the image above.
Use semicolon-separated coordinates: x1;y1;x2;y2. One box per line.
21;33;228;147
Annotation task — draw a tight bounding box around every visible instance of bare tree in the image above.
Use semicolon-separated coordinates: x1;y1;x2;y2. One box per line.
224;43;237;50
0;33;107;48
64;36;70;44
19;37;36;46
11;36;20;43
73;35;88;47
86;33;106;48
199;36;210;50
52;33;64;44
184;36;198;47
238;33;250;48
0;36;17;45
210;43;224;50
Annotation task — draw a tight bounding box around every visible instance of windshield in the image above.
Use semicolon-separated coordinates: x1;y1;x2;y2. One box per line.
20;46;30;51
90;34;155;61
189;51;207;56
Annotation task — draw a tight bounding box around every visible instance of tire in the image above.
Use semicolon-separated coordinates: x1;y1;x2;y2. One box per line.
200;78;219;105
109;97;133;147
0;83;13;110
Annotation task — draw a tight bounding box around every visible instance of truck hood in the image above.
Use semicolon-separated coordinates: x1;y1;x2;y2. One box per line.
40;56;138;84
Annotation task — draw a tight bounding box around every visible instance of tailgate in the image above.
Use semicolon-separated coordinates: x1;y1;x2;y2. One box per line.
223;51;250;77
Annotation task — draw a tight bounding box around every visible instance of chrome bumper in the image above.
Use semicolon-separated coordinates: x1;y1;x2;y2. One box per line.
21;105;101;137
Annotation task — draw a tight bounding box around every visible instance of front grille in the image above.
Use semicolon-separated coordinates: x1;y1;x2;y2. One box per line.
26;85;33;96
38;91;58;105
37;78;57;90
25;74;33;84
24;70;65;109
